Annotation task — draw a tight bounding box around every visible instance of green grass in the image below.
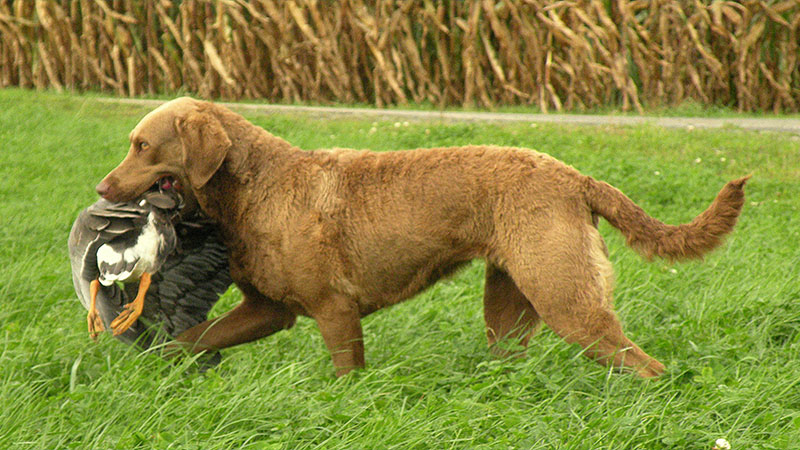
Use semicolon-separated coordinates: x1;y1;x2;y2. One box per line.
1;87;800;449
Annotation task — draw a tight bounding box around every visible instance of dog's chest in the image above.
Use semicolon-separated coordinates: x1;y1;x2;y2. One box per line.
228;226;338;302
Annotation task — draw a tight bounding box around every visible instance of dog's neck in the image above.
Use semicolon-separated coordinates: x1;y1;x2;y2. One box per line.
215;104;299;178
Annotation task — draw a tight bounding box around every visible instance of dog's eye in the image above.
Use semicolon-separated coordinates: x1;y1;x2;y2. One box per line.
138;141;149;152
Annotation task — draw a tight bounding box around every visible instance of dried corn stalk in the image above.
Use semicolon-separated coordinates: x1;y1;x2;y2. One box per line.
0;0;798;112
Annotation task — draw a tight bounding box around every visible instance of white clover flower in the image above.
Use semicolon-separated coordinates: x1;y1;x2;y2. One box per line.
654;170;661;176
712;438;731;450
694;157;702;164
393;122;401;128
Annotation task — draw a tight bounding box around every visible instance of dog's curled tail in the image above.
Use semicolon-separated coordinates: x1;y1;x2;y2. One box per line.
584;175;750;261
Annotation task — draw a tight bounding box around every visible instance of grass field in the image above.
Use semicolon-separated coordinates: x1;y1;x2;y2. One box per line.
1;88;799;449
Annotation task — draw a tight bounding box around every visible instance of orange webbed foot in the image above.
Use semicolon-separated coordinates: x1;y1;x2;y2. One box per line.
88;279;105;341
109;272;151;336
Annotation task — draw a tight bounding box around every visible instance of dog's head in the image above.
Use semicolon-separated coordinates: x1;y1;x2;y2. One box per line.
96;97;233;204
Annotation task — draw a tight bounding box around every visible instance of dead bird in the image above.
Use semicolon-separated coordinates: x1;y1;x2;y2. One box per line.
69;178;231;349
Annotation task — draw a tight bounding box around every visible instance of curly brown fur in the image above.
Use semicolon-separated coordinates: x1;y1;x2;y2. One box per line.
97;97;748;379
584;176;749;261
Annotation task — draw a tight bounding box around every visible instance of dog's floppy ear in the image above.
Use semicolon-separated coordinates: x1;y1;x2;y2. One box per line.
174;108;232;190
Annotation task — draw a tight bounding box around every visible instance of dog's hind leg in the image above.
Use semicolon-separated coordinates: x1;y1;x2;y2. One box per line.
506;223;665;378
483;263;541;357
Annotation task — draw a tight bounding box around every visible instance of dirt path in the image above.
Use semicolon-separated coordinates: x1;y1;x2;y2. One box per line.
98;97;800;134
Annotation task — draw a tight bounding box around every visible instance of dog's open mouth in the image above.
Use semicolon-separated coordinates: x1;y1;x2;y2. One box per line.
158;176;179;191
157;176;180;192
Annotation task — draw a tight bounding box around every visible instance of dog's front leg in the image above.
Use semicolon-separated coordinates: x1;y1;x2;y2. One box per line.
311;296;365;377
169;291;296;356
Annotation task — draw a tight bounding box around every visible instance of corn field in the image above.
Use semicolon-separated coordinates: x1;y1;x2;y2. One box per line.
1;0;799;112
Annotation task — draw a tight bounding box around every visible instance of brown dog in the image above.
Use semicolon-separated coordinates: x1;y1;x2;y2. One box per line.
96;97;748;378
